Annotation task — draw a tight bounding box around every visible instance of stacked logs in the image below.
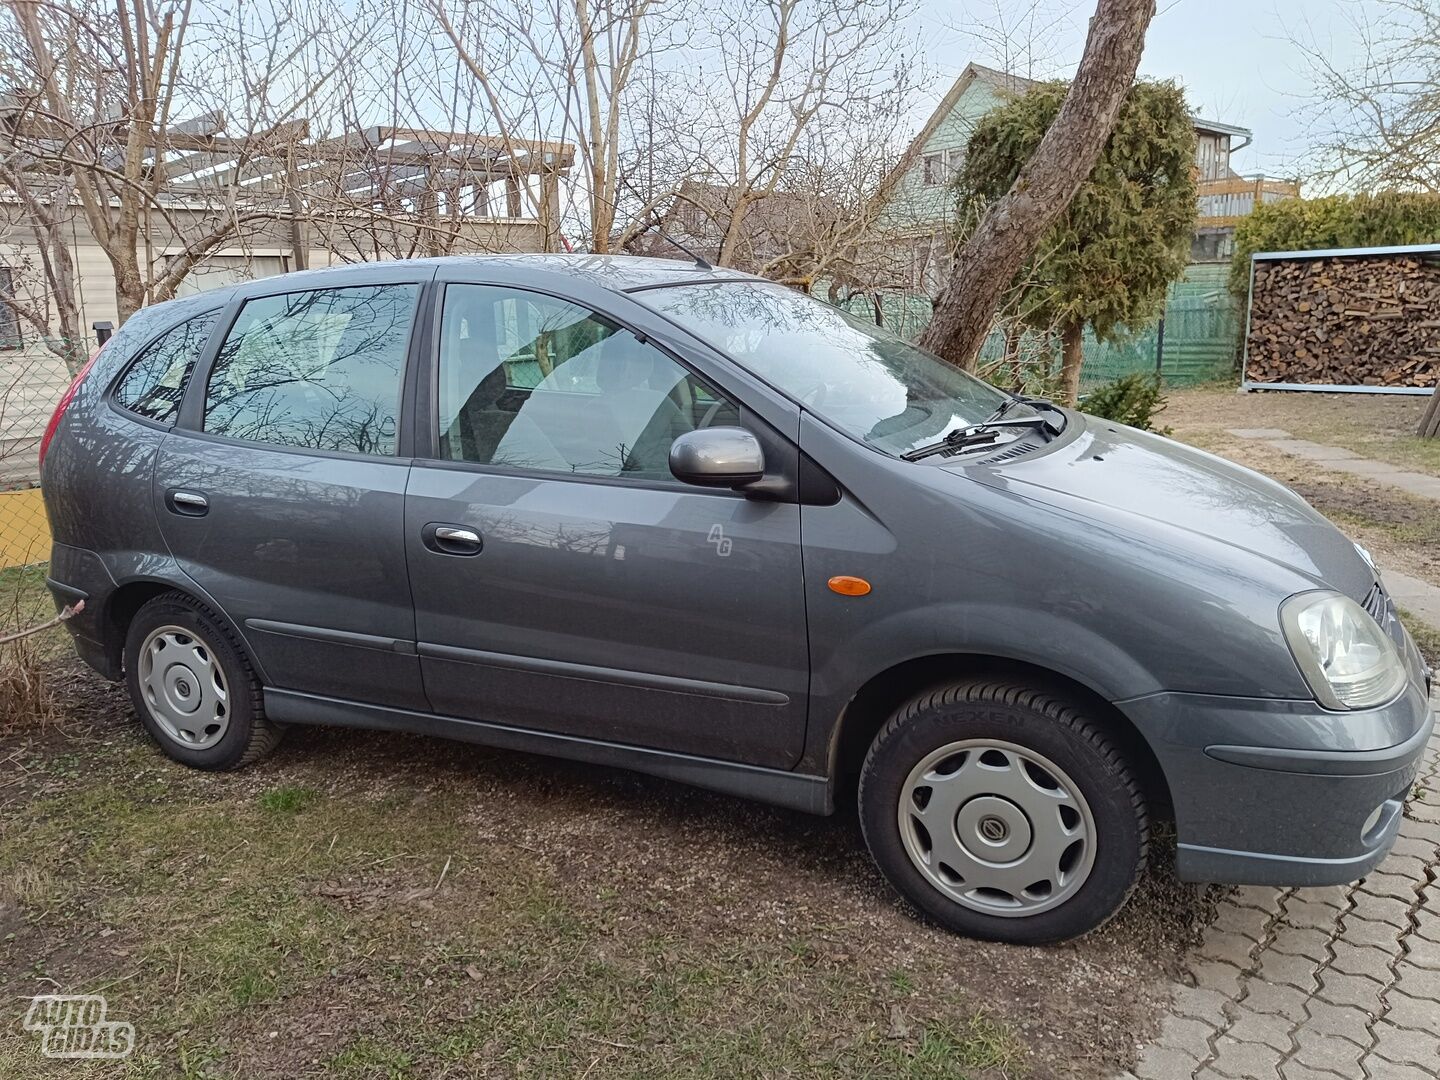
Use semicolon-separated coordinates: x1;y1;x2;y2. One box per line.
1245;255;1440;388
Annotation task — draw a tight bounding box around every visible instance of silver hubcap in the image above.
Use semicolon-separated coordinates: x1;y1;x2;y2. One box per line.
897;739;1096;917
138;625;229;750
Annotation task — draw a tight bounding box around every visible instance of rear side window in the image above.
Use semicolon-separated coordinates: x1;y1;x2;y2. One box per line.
202;284;418;456
112;311;219;425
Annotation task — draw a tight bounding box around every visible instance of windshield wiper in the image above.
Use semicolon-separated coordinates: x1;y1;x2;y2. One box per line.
900;395;1065;462
987;394;1065;435
900;416;1055;462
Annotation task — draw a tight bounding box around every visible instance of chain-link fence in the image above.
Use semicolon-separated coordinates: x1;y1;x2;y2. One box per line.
2;343;74;620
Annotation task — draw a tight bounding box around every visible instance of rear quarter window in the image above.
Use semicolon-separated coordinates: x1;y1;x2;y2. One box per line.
112;310;220;425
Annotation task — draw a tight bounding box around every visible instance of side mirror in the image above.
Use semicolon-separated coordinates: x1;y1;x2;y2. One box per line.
669;427;766;489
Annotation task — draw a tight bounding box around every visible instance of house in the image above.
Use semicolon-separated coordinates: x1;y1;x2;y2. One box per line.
876;62;1300;295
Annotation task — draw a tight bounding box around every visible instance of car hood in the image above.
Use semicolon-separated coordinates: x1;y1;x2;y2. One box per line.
953;414;1375;599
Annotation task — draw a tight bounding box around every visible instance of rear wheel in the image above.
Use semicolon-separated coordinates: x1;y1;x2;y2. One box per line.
858;680;1148;944
124;592;281;770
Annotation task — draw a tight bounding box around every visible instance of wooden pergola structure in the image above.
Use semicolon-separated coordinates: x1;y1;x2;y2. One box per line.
1;105;575;262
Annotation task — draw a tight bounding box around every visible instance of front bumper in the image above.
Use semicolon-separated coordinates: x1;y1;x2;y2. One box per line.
1121;678;1435;887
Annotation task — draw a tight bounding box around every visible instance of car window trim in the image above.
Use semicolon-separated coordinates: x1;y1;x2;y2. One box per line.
105;306;224;431
412;279;762;496
160;425;417;468
177;274;436;456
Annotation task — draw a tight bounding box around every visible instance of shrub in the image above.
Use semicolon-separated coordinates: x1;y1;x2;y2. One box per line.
0;635;59;733
0;572;63;733
1230;191;1440;299
1080;373;1171;433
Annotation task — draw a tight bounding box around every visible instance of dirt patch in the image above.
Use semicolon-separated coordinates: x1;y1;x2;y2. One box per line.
0;663;1217;1080
1165;385;1437;476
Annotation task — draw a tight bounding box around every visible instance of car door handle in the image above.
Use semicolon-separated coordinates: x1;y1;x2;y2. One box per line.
167;489;209;516
423;523;484;556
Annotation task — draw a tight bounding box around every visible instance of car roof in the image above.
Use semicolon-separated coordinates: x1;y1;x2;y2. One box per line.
162;253;761;314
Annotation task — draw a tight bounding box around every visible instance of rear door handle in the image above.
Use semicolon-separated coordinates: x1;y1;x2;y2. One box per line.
423;523;483;556
167;489;209;516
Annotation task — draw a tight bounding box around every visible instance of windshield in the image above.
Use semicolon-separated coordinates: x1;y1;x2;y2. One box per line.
638;280;1012;458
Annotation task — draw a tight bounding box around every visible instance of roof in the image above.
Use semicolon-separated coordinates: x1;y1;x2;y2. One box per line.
145;254;759;314
892;64;1042;173
882;63;1256;199
1192;118;1253;140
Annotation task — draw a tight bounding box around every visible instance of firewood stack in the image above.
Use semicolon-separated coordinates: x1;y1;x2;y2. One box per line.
1246;256;1440;389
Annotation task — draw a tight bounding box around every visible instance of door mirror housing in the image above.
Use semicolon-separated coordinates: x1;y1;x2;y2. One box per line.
669;427;766;489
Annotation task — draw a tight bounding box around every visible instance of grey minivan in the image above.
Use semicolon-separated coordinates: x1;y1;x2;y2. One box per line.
41;255;1435;944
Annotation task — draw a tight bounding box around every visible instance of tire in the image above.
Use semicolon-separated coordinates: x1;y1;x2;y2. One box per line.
858;680;1148;945
123;591;282;771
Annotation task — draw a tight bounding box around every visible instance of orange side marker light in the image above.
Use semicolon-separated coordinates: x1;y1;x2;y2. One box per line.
827;575;872;597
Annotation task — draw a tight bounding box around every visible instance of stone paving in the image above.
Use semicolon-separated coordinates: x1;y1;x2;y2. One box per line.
1226;428;1440;503
1121;691;1440;1080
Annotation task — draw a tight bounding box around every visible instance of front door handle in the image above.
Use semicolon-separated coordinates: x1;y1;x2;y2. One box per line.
423;523;484;556
167;489;209;517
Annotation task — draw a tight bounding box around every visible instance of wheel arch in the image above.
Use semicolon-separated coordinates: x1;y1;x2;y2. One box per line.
102;577;265;683
826;653;1173;822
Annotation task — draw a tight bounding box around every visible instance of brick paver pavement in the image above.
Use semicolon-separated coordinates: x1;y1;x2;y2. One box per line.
1122;690;1440;1080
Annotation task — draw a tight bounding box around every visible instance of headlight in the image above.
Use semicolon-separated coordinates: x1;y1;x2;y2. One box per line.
1280;591;1407;710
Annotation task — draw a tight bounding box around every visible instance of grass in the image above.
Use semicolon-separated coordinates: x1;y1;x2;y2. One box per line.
258;784;318;814
0;729;1045;1080
1400;608;1440;668
0;563;64;732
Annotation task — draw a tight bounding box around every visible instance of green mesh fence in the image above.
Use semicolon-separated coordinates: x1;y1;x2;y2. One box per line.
838;263;1242;391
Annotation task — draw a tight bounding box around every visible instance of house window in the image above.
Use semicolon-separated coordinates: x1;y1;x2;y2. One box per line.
0;267;20;350
922;150;965;187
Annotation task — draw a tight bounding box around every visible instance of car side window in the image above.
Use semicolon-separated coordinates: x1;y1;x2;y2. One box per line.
112;310;220;426
202;284;419;456
437;283;740;480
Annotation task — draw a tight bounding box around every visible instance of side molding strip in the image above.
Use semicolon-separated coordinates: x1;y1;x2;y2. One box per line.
417;641;790;705
264;688;832;815
246;618;417;655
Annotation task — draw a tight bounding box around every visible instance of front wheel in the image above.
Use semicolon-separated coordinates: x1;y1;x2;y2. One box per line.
858;680;1148;944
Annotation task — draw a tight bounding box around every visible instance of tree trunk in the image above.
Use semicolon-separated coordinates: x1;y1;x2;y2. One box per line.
113;255;145;326
1060;322;1085;405
917;0;1157;369
1420;384;1440;439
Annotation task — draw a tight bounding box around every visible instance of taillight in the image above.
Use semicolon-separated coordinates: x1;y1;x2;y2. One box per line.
38;343;105;469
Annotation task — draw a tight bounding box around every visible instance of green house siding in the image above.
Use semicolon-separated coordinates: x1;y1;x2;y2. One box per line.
882;78;1015;232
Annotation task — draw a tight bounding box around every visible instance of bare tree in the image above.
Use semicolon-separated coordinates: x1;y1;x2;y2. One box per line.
0;167;84;369
0;0;353;326
425;0;686;252
917;0;1157;369
424;0;918;258
1290;0;1440;194
955;0;1075;82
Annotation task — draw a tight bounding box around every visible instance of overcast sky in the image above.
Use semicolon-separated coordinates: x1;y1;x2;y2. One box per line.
910;0;1368;178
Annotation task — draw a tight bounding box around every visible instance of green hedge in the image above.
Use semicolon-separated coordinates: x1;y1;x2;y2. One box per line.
1229;192;1440;298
